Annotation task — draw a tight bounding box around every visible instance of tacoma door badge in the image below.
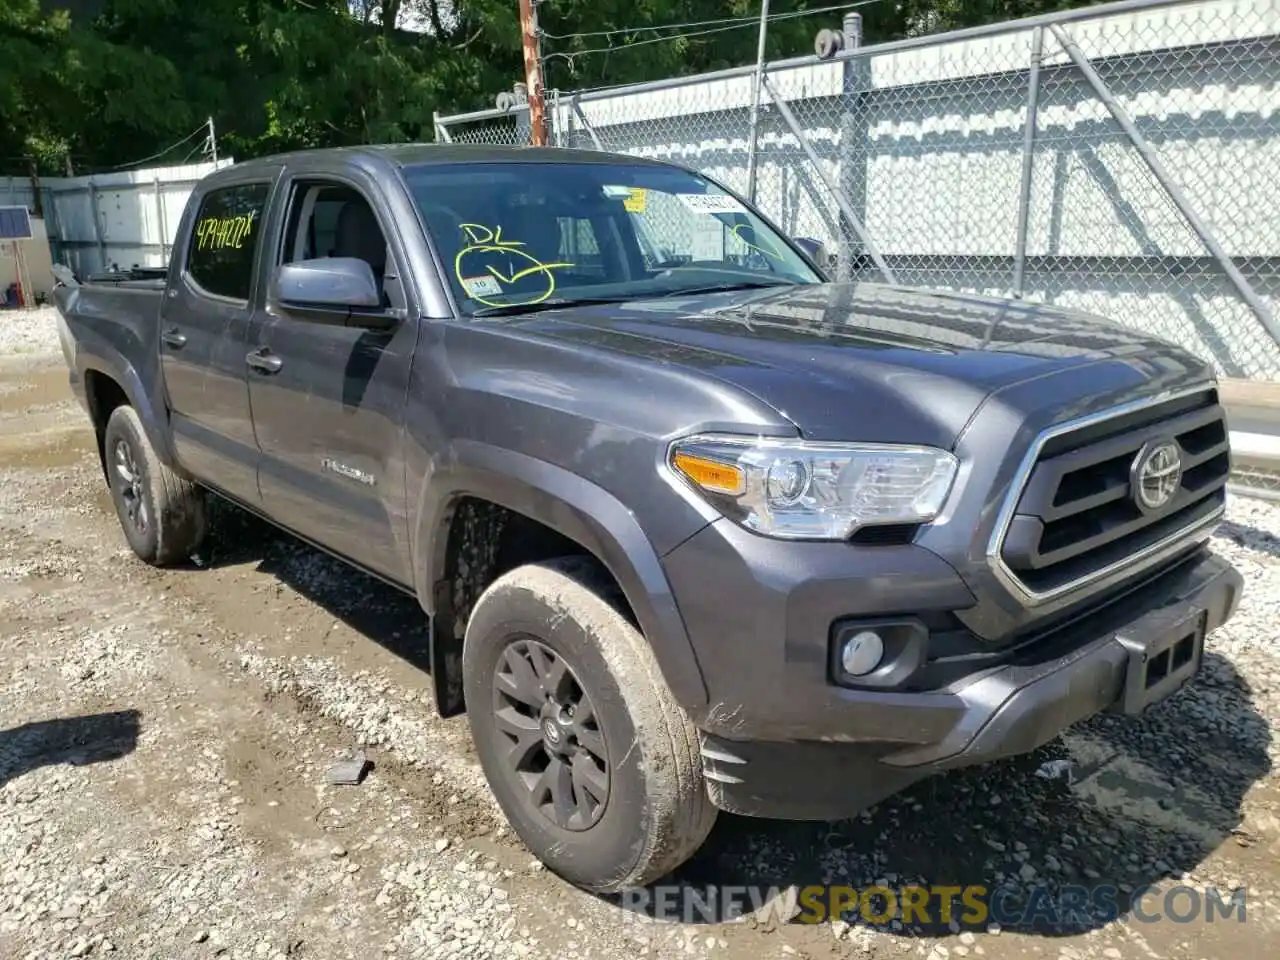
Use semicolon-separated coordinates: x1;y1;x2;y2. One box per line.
321;458;376;487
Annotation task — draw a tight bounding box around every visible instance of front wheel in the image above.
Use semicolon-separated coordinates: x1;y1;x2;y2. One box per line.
463;558;717;893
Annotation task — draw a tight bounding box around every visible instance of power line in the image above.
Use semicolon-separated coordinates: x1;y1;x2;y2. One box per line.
180;138;210;166
540;13;759;41
541;1;880;47
111;123;208;171
544;20;769;63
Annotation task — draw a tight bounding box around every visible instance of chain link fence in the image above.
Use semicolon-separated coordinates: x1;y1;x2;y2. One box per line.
1231;466;1280;500
434;112;528;146
438;0;1280;384
438;0;1280;492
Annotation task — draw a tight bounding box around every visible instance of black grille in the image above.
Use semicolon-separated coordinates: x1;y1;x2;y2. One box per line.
1000;390;1229;594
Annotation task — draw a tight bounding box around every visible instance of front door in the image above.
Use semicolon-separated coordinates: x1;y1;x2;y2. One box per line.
246;177;419;584
160;177;276;505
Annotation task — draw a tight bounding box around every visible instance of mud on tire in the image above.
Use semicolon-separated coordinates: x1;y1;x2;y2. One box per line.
462;557;717;893
103;405;207;565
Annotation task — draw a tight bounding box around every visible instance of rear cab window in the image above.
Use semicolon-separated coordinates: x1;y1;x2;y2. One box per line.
186;182;272;301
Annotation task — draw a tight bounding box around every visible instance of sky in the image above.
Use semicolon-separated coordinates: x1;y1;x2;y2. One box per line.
349;0;436;33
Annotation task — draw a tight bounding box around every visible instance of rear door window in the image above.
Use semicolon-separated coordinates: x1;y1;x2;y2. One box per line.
187;183;271;301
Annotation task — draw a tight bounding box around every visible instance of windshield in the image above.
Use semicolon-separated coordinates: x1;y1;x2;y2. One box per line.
402;161;822;314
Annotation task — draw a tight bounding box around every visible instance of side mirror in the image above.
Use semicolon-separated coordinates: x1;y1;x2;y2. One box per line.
273;258;395;328
793;237;829;270
276;257;381;308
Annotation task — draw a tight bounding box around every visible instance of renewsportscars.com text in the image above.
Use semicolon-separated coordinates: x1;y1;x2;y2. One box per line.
616;884;1247;932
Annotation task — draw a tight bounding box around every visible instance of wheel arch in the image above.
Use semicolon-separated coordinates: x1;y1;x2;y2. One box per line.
79;354;179;478
412;442;709;718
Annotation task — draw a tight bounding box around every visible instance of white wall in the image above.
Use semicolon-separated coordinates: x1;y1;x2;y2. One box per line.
1;178;38;214
2;161;229;290
40;160;233;279
0;219;55;303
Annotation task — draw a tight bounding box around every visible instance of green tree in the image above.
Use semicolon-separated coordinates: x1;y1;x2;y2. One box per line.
2;0;1106;176
1;1;77;171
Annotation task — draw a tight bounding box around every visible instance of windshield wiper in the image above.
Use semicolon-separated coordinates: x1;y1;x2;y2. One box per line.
471;282;797;316
471;296;632;318
659;280;797;298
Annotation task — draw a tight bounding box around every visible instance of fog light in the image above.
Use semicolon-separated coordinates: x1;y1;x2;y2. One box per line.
841;630;884;676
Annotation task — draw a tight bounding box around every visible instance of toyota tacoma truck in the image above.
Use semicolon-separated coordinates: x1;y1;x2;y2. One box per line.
52;144;1242;892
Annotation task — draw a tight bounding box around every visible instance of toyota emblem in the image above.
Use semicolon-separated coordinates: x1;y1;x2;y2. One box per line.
1133;440;1182;511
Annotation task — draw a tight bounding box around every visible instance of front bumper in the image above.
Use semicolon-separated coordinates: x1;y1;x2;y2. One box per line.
695;550;1241;820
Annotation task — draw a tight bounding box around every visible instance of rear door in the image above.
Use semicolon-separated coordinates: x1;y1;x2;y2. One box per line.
246;174;419;585
161;175;278;504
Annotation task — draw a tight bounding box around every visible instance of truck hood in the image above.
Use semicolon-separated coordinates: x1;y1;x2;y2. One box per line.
512;281;1207;447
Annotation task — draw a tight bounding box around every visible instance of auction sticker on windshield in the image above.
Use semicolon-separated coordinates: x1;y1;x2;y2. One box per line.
602;185;649;213
462;275;503;298
677;193;746;215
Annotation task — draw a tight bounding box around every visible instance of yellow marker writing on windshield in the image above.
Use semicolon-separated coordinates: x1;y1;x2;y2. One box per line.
731;222;783;262
454;223;572;308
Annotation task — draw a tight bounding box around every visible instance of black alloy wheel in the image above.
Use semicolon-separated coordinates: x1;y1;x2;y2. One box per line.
491;637;610;831
111;435;150;537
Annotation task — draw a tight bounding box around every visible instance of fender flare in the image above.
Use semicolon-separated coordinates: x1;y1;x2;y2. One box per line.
77;348;180;472
413;441;710;711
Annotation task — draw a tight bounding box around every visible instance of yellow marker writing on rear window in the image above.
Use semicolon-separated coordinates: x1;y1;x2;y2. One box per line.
195;210;257;251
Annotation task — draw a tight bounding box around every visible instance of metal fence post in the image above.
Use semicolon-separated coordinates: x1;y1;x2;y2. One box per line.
1012;26;1045;299
1049;23;1280;346
153;177;168;265
433;111;453;143
87;180;107;274
744;0;771;202
761;73;896;284
513;83;532;145
837;12;867;283
571;97;605;151
42;185;62;268
548;90;562;147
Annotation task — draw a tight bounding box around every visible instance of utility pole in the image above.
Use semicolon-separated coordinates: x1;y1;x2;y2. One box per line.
518;0;548;146
207;116;219;164
837;12;864;282
745;0;770;202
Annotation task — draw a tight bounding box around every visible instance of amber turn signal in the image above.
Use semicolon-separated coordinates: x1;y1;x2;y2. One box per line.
672;452;746;496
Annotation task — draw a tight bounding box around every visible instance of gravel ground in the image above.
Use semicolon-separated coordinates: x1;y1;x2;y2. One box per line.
1;307;1277;960
0;306;62;360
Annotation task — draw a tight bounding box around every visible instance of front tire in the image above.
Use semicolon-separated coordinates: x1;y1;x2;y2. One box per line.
463;557;717;893
102;405;206;565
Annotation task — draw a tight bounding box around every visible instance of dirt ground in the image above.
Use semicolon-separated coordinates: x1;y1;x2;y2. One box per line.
2;309;1278;960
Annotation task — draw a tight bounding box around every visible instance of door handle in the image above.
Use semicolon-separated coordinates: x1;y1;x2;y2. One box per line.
161;329;187;349
246;349;283;374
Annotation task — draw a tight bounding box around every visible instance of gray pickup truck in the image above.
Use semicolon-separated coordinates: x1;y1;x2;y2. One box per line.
53;144;1241;892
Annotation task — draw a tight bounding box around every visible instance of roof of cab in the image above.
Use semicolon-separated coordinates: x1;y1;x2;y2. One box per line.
209;143;677;179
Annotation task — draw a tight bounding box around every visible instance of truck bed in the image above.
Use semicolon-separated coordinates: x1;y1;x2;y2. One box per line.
54;272;165;378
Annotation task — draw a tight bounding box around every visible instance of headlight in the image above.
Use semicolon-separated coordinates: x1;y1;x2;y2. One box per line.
669;435;958;540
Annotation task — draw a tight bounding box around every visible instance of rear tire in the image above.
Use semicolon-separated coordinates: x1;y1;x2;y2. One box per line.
103;405;206;565
463;557;717;893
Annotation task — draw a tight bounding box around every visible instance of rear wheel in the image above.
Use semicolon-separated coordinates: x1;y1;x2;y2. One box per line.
463;557;717;893
103;405;206;565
